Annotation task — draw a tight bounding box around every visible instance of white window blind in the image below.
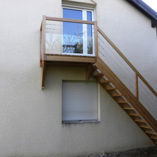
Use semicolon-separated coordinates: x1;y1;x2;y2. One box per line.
62;81;98;122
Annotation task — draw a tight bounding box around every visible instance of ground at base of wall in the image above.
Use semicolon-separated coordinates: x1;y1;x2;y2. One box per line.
79;146;157;157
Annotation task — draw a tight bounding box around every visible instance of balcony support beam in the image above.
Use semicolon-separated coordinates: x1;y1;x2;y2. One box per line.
86;64;93;80
41;61;46;89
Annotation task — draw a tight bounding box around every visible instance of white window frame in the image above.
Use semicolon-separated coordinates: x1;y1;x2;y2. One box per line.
62;80;100;124
62;6;95;57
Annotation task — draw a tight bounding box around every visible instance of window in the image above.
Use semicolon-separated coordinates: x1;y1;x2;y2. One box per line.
62;7;94;56
62;81;99;123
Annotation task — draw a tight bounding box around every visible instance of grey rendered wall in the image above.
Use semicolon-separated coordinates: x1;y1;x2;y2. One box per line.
0;0;156;157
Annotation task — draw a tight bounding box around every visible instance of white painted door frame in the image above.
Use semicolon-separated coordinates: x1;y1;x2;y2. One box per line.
62;7;95;56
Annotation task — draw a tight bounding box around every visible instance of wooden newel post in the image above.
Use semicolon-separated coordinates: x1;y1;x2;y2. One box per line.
41;15;46;89
135;72;139;100
94;21;98;59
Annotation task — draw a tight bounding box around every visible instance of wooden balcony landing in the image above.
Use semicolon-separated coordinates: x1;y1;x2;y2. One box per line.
44;54;96;64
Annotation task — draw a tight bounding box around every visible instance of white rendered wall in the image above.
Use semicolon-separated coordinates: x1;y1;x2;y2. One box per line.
0;0;156;157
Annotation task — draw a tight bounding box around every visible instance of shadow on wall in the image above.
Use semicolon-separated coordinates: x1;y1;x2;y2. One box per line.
87;146;157;157
7;146;157;157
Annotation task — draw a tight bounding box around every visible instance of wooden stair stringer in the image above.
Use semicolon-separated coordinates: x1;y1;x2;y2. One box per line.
94;57;157;134
93;72;157;144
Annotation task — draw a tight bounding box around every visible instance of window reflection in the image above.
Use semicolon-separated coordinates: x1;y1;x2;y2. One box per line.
87;11;93;54
63;8;83;54
62;8;94;55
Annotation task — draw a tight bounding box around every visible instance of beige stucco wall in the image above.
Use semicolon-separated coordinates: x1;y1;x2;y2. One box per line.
95;0;157;88
94;0;157;119
0;0;156;156
95;0;157;119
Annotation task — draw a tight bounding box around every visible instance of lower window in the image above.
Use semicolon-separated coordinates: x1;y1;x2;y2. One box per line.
62;80;98;123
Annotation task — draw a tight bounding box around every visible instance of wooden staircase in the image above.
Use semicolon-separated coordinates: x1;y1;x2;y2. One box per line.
90;56;157;145
40;16;157;145
87;26;157;145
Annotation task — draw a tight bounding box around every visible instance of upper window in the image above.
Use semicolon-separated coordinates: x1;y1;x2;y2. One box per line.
62;81;99;123
62;7;94;56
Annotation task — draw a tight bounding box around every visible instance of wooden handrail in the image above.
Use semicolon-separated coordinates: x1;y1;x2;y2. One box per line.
97;26;157;97
46;16;96;25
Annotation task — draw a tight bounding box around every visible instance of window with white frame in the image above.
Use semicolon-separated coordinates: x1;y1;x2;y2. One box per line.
62;81;99;123
62;6;95;56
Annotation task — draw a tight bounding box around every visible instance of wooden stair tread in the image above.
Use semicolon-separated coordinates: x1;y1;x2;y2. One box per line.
129;113;140;117
95;73;104;77
123;107;134;110
140;124;152;129
106;87;116;91
150;136;157;140
118;100;128;104
134;119;146;123
101;80;110;84
112;93;122;97
145;130;157;136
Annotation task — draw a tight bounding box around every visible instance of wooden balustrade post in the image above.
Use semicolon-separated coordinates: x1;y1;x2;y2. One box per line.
42;15;46;60
41;15;46;89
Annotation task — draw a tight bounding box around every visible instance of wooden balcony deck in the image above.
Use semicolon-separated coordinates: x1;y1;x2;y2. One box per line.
45;54;96;64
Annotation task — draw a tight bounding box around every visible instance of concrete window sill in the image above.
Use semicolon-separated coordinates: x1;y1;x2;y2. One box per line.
62;120;100;124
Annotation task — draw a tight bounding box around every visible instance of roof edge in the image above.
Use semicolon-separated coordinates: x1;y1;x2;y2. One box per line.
127;0;157;21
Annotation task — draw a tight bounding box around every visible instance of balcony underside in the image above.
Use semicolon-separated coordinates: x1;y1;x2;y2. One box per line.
41;54;96;89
